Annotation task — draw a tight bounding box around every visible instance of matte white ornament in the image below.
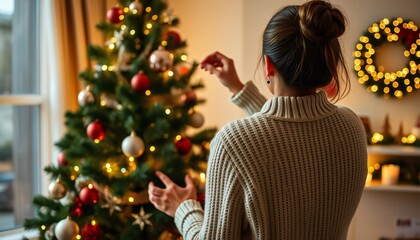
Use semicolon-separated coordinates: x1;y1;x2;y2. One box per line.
122;131;145;158
54;217;79;240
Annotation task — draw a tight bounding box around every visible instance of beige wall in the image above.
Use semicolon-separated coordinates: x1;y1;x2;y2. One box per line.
172;0;420;136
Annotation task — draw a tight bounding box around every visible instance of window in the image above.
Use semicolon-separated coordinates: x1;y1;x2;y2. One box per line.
0;0;42;233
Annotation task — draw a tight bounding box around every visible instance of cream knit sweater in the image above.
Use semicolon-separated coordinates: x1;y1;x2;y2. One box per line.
175;82;367;240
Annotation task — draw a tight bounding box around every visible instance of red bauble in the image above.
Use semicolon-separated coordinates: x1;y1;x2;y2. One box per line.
87;120;106;141
131;71;150;92
175;137;192;155
81;223;103;240
163;31;181;46
57;152;68;166
181;90;197;105
79;187;99;205
107;6;123;24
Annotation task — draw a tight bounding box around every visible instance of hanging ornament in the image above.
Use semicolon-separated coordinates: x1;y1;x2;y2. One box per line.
149;46;173;72
57;152;68;166
44;223;56;240
77;87;95;106
101;187;122;215
188;111;205;128
121;131;145;158
107;6;124;24
79;185;100;205
159;229;182;240
163;30;181;47
175;136;192;155
48;178;67;200
181;89;197;105
70;197;84;217
129;0;143;15
74;175;91;191
87;120;106;142
132;207;152;231
131;71;151;92
55;217;79;240
81;222;103;240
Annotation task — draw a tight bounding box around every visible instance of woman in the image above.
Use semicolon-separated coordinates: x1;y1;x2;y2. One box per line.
148;0;367;239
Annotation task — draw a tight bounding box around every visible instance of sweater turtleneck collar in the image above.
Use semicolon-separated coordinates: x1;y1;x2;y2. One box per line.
259;91;337;120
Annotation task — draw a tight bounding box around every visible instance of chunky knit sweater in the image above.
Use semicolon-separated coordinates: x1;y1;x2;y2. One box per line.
174;81;367;240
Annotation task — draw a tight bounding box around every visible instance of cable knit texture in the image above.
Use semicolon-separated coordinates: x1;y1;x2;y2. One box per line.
175;81;367;240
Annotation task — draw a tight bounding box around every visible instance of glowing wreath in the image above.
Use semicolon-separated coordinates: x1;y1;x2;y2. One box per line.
353;18;420;99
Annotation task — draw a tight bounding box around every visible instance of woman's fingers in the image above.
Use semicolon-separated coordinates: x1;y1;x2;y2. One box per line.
155;171;174;186
148;182;165;196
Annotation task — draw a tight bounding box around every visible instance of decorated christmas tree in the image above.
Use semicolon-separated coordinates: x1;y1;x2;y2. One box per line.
24;1;216;239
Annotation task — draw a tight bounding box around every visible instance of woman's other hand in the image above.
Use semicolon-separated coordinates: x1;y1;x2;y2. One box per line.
200;51;244;95
148;171;197;217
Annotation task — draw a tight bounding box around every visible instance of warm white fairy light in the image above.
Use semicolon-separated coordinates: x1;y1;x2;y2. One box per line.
145;90;151;96
354;17;420;99
74;166;80;172
181;55;188;61
150;146;156;152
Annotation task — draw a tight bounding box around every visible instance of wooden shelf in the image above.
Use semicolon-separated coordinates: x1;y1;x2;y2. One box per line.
367;145;420;157
365;181;420;193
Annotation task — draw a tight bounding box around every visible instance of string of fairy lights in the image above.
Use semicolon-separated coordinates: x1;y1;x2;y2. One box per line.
354;17;420;99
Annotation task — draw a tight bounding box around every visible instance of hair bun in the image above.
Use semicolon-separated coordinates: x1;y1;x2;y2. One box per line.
298;0;346;43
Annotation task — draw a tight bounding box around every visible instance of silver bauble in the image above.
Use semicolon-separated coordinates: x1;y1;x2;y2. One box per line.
78;87;95;106
149;46;173;72
48;179;67;200
189;111;205;128
129;1;143;14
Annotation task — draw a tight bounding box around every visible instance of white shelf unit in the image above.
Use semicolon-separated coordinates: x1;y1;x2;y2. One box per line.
348;145;420;240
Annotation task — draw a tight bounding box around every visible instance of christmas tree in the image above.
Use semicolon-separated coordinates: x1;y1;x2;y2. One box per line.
24;1;216;239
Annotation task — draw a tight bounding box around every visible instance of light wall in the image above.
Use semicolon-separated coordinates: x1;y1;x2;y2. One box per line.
172;0;420;135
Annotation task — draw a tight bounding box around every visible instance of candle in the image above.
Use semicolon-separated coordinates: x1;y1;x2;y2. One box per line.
365;172;373;186
381;164;400;185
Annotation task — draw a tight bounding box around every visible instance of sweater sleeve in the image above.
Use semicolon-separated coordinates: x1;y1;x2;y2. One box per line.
231;81;267;116
174;132;245;239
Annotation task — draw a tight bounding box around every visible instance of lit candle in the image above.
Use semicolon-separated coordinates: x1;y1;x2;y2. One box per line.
365;172;373;186
381;164;400;185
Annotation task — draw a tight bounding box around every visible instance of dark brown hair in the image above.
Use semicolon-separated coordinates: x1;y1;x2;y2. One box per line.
261;0;349;100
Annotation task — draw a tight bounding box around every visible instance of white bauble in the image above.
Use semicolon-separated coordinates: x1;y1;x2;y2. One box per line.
54;217;79;240
122;132;145;158
77;88;94;106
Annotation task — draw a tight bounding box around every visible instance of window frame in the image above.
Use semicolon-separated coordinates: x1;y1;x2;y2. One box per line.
0;0;50;238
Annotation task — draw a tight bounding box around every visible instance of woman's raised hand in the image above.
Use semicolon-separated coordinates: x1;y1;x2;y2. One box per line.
148;171;197;217
200;51;244;95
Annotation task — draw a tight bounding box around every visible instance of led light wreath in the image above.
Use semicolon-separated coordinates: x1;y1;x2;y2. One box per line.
354;18;420;99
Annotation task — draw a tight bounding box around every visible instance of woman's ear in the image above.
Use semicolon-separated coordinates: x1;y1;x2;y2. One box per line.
264;55;274;77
